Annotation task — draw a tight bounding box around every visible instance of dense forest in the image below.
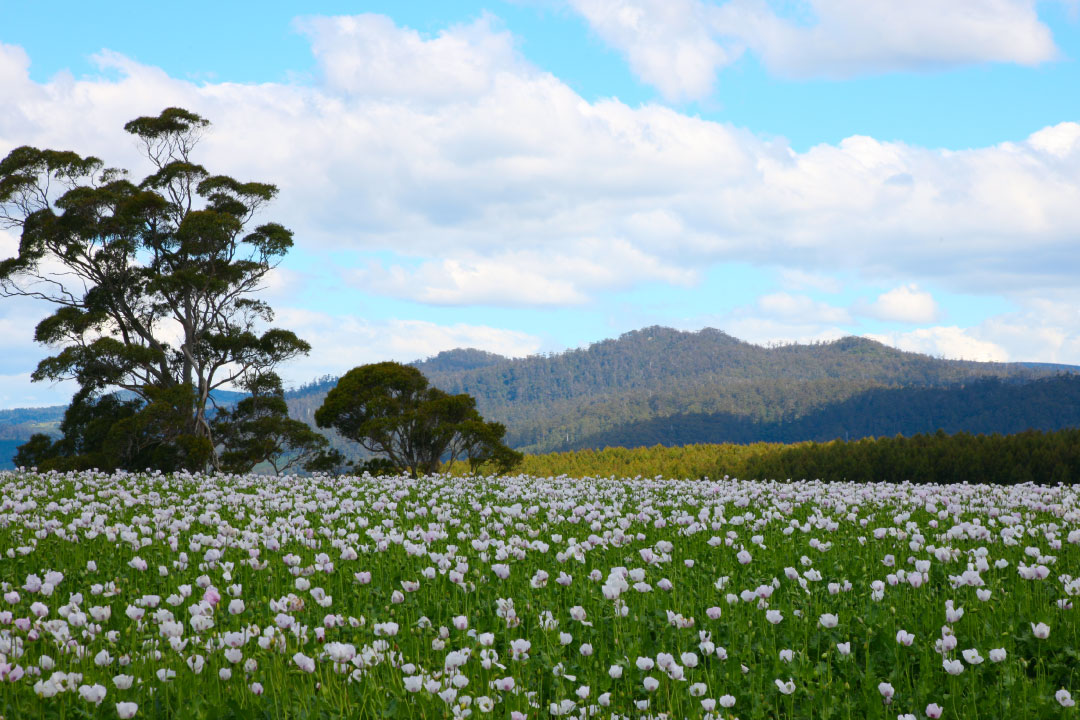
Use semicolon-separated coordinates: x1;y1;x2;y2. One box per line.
286;326;1075;455
570;374;1080;448
3;326;1078;469
504;428;1080;485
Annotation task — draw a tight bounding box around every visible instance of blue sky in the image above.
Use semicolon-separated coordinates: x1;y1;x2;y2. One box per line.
2;0;1079;406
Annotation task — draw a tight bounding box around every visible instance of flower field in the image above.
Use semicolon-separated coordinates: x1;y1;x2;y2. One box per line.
1;470;1077;719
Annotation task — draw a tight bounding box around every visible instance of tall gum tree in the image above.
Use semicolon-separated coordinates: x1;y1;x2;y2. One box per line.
0;108;310;469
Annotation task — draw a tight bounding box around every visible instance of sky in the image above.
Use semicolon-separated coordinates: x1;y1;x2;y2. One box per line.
1;0;1079;408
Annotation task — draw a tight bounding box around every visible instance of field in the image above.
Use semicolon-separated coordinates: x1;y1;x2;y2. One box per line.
0;470;1077;719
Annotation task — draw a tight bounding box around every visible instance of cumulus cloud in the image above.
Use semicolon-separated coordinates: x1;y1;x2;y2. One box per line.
864;284;940;324
354;242;695;306
3;27;1080;304
866;327;1009;362
568;0;741;101
566;0;1059;98
272;310;542;385
756;292;851;324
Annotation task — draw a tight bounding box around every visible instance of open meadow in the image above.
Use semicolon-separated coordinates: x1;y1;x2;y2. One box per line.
1;470;1077;719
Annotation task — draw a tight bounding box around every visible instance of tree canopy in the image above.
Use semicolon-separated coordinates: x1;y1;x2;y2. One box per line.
0;108;311;471
314;361;521;477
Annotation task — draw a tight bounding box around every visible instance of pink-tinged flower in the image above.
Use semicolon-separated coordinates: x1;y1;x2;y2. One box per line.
3;591;19;605
719;695;736;708
1056;689;1075;708
13;617;31;631
1;663;25;682
766;610;783;624
896;630;915;646
636;656;655;671
30;602;48;618
878;682;894;703
228;599;244;615
1031;622;1051;639
494;676;515;692
706;606;722;620
128;557;148;572
737;550;752;565
926;703;944;718
202;587;221;606
79;683;107;704
643;676;660;692
354;572;371;585
116;702;138;718
943;659;964;675
989;648;1007;663
292;652;315;673
509;638;531;660
249;682;264;695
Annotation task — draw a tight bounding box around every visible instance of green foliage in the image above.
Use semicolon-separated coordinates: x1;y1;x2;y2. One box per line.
211;372;342;475
13;386;211;472
413;327;1075;453
0;108;310;470
315;362;520;478
515;428;1080;484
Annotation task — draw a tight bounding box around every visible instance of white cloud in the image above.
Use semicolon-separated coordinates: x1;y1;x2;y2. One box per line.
865;284;940;323
719;0;1058;79
296;14;526;103
777;269;842;294
756;292;851;323
566;0;1059;98
272;309;542;386
568;0;741;101
3;28;1079;306
354;242;695;306
866;327;1009;362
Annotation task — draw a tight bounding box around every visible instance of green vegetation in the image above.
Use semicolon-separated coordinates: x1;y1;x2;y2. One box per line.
508;428;1080;484
212;372;344;475
1;108;309;472
315;361;521;478
414;327;1070;453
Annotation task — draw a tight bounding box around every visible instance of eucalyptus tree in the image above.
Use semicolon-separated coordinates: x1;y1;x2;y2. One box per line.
0;108;310;470
315;362;522;478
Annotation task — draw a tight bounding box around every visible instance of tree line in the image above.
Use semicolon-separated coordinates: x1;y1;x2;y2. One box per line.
510;428;1080;485
1;109;517;478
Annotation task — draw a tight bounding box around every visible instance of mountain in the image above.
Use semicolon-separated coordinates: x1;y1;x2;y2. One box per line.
283;326;1077;456
412;327;1075;452
2;326;1078;467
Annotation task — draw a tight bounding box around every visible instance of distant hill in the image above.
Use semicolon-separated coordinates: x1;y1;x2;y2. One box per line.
2;326;1078;467
570;374;1080;449
283;326;1078;456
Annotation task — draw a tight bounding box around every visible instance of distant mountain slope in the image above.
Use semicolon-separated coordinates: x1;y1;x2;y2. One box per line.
570;374;1080;449
3;326;1077;467
283;326;1076;455
415;327;1070;451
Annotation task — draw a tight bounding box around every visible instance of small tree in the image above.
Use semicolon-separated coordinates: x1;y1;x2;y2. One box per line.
314;361;521;478
0;108;310;470
212;372;344;475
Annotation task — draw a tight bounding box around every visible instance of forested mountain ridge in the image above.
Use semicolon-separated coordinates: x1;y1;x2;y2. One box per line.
284;326;1076;455
3;326;1077;467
